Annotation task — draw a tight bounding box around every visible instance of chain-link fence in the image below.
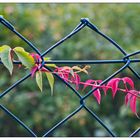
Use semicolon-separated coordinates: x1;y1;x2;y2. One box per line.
0;16;139;137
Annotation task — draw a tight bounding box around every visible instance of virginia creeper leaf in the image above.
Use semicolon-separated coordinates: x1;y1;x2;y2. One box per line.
45;64;57;68
130;95;137;114
107;78;120;98
122;77;134;89
72;66;89;74
44;57;57;68
92;81;101;104
58;72;63;79
125;92;132;105
73;73;80;90
62;73;69;82
45;72;54;96
83;79;95;90
70;69;74;77
31;65;38;77
44;57;51;61
36;71;43;92
125;90;139;117
0;45;13;75
13;47;35;68
93;88;101;104
30;53;41;62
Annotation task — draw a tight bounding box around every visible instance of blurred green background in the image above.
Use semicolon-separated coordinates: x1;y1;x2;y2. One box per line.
0;3;140;137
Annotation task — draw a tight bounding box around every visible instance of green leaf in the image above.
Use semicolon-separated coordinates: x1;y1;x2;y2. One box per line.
36;71;43;92
13;47;35;68
45;64;57;68
45;72;54;95
44;57;57;68
44;57;51;61
0;45;13;75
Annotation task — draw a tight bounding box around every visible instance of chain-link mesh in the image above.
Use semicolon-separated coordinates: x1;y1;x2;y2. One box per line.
0;16;139;137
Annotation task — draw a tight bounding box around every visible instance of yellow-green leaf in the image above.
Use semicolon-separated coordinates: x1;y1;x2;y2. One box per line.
72;65;90;74
45;64;57;68
45;72;54;96
0;45;13;75
44;57;51;61
44;57;57;68
36;71;42;92
13;47;35;68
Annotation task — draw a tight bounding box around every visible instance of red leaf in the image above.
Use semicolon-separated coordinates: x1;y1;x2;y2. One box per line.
130;96;137;114
95;80;107;96
91;81;101;104
102;85;108;96
125;92;132;105
30;53;41;62
92;87;101;104
83;79;95;90
74;73;81;90
125;90;139;117
58;72;64;79
41;67;49;72
31;66;38;77
70;73;81;90
63;73;69;82
107;78;120;98
122;77;134;89
97;80;102;84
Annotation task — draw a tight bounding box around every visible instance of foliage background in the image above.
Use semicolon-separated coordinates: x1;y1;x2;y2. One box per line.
0;3;140;137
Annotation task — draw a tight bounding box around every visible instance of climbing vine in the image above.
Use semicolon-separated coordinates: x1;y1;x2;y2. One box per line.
0;45;139;118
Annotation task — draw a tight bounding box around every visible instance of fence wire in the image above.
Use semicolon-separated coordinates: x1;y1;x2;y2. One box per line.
0;16;139;137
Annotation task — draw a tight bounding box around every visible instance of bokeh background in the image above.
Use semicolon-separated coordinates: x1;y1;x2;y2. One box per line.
0;3;140;137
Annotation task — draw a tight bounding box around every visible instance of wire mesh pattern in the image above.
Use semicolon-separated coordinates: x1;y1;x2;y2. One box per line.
0;16;140;137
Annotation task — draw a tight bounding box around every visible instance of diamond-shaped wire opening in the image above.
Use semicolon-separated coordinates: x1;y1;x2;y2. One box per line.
0;74;84;137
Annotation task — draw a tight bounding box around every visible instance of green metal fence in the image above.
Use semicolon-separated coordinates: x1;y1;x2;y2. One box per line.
0;16;139;137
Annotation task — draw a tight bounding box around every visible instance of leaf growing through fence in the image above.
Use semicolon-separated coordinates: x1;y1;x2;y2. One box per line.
13;47;35;68
45;64;57;68
83;79;95;90
106;78;120;98
93;88;101;104
0;45;13;75
36;71;43;92
45;72;54;95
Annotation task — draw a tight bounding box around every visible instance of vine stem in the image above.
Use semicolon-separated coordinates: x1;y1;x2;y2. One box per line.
52;72;140;99
79;81;140;99
36;64;140;99
31;61;140;99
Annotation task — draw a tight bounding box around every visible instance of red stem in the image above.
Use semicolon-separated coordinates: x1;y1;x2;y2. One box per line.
56;75;140;99
46;68;140;99
79;81;140;99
